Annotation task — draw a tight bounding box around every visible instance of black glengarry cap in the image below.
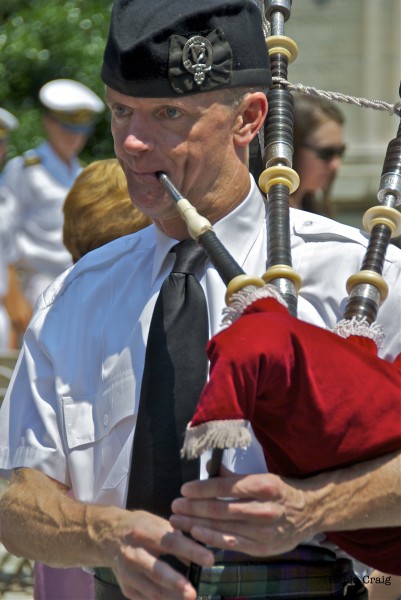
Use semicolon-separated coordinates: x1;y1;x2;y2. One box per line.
101;0;272;97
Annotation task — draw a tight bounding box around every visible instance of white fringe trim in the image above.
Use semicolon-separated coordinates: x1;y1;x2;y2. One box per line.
222;284;288;327
181;419;251;459
331;317;385;350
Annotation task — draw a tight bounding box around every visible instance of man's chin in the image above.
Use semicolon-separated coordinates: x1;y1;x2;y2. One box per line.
131;193;177;220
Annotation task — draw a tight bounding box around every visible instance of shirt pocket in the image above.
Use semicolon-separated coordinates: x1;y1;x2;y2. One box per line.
61;370;136;450
60;371;136;492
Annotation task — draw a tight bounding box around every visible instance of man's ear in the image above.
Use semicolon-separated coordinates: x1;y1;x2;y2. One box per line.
233;92;268;147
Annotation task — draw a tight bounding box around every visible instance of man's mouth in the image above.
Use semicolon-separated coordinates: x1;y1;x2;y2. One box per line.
130;169;160;183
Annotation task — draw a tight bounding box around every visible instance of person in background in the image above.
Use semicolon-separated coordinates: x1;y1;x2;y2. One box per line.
0;108;19;183
289;95;401;250
62;158;151;264
1;79;105;345
33;157;150;600
290;93;345;217
248;93;345;218
0;107;19;350
0;2;400;599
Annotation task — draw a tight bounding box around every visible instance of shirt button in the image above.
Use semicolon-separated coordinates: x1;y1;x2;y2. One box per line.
103;414;109;426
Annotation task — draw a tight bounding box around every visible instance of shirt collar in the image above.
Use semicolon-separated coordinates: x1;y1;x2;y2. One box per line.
150;175;266;285
151;227;180;284
213;175;265;266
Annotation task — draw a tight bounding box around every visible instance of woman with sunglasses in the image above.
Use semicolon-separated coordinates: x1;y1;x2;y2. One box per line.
291;93;345;217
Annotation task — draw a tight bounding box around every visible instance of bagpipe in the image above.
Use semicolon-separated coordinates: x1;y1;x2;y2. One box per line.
159;0;401;577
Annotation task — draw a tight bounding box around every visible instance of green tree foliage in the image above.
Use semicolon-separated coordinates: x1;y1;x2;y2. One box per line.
0;0;114;162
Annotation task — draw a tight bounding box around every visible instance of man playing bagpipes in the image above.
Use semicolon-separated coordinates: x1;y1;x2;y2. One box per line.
0;1;400;599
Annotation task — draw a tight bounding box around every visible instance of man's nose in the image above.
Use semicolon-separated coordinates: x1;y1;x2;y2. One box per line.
123;119;155;154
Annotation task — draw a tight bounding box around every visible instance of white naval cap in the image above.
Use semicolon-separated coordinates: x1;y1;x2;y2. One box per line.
39;79;105;133
0;107;19;139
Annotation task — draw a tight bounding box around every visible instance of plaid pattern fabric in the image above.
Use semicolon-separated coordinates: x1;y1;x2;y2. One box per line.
192;546;358;599
196;559;356;598
95;546;360;599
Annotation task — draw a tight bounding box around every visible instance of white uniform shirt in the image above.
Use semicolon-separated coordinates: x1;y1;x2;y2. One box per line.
0;184;19;350
1;142;76;305
1;176;400;509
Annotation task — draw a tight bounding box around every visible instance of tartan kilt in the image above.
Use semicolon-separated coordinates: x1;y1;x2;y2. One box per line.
94;545;368;599
189;545;365;599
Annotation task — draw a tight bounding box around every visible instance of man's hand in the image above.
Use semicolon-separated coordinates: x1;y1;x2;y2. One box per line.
103;509;214;600
170;467;315;557
171;452;401;575
0;469;214;600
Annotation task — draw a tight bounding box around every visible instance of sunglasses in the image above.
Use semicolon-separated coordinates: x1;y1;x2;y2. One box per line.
303;144;346;162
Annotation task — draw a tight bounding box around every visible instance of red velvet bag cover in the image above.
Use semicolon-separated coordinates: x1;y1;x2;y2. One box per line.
185;298;401;573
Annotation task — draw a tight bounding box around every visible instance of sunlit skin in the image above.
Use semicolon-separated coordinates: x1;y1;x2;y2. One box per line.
170;451;401;560
291;120;344;208
43;114;90;167
106;86;267;240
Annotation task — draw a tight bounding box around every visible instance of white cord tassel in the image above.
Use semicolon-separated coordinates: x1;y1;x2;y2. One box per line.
332;317;385;350
222;283;288;326
182;419;251;459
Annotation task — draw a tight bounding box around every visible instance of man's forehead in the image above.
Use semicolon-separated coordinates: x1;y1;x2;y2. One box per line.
105;86;220;109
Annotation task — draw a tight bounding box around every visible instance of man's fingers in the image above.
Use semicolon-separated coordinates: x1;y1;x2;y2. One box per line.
188;524;278;558
160;530;214;567
116;545;198;600
180;473;284;502
171;497;284;522
170;513;280;545
168;514;299;561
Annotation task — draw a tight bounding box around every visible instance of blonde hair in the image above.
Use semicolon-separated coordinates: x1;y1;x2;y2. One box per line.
63;158;151;263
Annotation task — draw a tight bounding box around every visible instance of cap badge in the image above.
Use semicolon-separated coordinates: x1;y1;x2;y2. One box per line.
182;36;213;86
169;28;232;94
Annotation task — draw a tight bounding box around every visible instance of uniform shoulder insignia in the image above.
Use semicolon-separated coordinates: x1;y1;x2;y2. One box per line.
23;153;41;167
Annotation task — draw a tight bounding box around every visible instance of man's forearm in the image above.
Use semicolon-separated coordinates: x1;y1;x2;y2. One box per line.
170;450;401;567
302;450;401;534
0;467;121;568
0;467;215;600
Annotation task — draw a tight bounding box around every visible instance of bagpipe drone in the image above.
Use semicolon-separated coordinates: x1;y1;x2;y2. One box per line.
158;0;401;577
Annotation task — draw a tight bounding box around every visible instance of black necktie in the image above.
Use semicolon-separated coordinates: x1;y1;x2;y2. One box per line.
126;239;209;520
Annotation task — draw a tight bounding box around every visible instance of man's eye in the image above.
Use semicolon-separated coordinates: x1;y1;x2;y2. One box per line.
162;107;181;119
114;104;129;117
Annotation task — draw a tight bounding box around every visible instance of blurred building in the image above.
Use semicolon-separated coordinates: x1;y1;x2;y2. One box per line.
286;0;401;227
